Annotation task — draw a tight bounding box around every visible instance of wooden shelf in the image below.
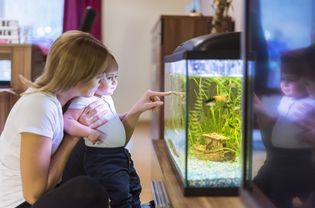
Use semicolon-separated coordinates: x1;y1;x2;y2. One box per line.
0;44;45;132
152;139;246;208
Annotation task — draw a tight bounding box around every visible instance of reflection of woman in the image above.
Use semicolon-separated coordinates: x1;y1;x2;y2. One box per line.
0;31;110;208
298;44;315;143
253;48;315;208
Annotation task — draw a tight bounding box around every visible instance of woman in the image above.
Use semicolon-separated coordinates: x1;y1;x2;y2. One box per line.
0;30;113;208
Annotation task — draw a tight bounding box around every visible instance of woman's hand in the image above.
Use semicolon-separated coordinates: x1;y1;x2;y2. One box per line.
78;99;108;129
296;108;315;146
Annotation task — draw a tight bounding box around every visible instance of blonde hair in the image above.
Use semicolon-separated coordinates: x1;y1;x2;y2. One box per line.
106;54;119;73
21;30;111;93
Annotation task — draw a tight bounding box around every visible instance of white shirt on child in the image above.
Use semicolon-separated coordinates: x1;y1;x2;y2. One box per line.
272;96;312;148
68;95;126;148
0;91;64;208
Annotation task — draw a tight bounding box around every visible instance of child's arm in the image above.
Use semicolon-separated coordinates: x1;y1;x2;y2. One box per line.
253;94;277;131
122;90;172;143
119;112;127;121
64;108;101;144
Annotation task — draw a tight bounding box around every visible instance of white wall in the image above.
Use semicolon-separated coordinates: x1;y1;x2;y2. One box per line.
102;0;243;121
102;0;191;121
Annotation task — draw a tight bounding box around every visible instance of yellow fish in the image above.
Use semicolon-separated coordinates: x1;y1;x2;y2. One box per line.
205;95;227;106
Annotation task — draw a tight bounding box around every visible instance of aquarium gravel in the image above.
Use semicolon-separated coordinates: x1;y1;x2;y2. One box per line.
186;156;241;187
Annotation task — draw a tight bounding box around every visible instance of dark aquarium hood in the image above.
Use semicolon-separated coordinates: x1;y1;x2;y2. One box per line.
165;32;241;61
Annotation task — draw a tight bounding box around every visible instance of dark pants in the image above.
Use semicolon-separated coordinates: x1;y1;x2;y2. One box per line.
63;139;142;208
16;176;109;208
254;147;315;208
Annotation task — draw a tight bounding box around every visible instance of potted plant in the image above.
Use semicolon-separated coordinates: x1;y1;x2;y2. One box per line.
212;0;235;33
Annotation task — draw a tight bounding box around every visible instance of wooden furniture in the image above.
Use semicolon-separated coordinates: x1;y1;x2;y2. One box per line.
0;44;45;132
151;15;213;140
152;139;246;208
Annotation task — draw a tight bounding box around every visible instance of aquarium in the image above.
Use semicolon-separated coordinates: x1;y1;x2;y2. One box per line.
164;32;243;196
242;0;315;207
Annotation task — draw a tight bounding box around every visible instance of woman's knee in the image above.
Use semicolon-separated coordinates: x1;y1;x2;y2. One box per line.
32;176;109;208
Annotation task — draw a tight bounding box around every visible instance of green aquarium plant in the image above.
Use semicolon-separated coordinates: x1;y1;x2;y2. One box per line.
188;76;242;161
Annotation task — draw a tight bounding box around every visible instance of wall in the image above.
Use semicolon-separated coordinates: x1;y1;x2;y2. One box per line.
102;0;243;121
102;0;191;121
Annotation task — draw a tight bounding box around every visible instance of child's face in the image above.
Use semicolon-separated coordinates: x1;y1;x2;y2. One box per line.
95;68;118;96
78;73;104;97
280;73;308;98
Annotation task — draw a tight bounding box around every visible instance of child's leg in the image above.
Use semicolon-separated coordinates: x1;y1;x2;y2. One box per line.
103;168;132;208
84;147;133;208
124;149;142;208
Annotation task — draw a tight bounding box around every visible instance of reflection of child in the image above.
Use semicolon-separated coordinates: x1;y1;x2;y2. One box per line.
63;55;142;208
271;50;311;148
253;49;315;208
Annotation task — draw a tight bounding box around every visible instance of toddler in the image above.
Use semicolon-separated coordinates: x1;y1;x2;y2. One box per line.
63;54;157;208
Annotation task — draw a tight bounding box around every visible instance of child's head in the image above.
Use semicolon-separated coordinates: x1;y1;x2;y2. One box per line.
280;50;308;98
95;54;119;96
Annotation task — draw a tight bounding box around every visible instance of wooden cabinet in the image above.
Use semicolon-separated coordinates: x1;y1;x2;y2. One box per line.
0;44;45;132
151;15;213;140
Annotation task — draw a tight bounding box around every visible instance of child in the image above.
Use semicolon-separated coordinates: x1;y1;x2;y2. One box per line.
63;54;168;208
253;48;315;208
253;50;310;147
270;49;311;148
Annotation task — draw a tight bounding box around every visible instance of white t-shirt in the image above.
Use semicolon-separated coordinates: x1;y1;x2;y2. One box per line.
272;96;312;148
68;95;126;148
0;91;64;208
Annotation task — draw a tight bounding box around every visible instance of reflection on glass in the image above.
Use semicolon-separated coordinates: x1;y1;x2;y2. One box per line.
243;0;315;207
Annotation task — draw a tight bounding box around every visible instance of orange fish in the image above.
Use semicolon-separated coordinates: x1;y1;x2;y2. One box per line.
205;95;227;106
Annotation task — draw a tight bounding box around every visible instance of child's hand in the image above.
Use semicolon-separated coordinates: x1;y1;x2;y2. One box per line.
253;94;265;115
87;129;102;144
129;90;172;115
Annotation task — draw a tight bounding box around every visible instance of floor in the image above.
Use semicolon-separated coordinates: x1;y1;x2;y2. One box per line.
127;122;163;203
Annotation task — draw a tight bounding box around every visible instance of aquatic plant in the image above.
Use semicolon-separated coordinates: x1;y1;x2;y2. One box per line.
165;71;242;162
188;76;242;160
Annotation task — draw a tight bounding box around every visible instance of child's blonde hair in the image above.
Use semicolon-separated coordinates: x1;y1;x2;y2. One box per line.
106;54;118;73
21;30;111;93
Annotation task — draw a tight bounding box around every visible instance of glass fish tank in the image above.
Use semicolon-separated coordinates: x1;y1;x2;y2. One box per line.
164;32;243;196
242;0;315;207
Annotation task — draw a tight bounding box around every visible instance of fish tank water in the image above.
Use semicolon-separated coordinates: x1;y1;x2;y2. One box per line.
164;32;243;196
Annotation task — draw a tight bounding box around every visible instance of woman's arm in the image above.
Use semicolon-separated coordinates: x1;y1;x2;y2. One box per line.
122;90;172;142
20;132;79;204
